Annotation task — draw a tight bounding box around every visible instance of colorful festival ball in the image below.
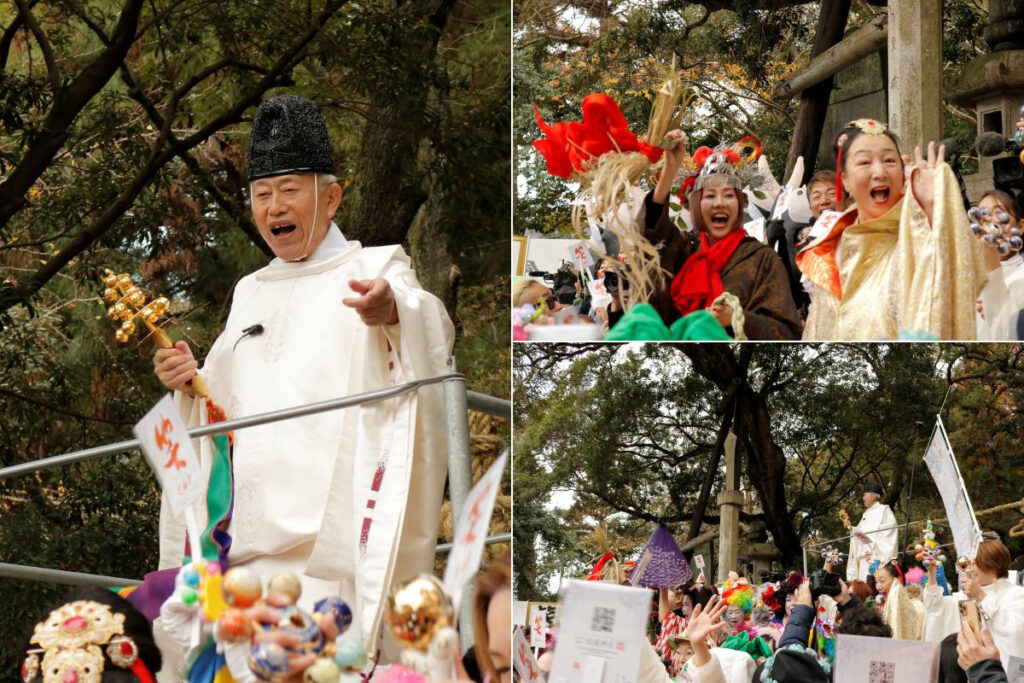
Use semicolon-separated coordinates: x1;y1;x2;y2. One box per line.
278;606;325;656
333;639;367;673
1011;236;1023;251
179;565;201;589
180;588;198;606
996;211;1011;224
313;597;353;636
998;241;1011;256
267;572;302;605
971;222;983;235
302;658;341;683
969;206;983;221
385;575;454;651
249;643;291;682
216;608;254;644
222;567;263;608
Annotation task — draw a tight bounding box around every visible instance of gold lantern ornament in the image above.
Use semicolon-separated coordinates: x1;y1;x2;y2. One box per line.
384;575;454;651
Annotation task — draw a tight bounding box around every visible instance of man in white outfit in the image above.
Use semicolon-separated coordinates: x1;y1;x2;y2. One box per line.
151;94;454;670
844;482;898;582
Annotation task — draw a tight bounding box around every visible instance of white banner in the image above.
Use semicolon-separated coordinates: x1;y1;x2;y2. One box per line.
922;417;981;560
443;451;508;612
133;394;203;518
513;627;543;682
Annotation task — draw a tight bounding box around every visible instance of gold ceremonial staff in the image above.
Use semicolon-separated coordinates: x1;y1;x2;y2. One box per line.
101;269;209;397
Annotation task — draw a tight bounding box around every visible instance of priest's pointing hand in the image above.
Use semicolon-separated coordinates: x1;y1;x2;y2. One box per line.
153;340;198;397
343;278;399;325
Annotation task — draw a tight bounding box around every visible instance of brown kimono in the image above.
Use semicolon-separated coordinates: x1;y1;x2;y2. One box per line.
641;194;802;340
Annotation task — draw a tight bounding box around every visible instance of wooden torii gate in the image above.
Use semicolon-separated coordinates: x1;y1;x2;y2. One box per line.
775;1;943;184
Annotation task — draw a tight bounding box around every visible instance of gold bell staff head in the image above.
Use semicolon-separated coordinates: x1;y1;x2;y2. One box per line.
100;269;209;397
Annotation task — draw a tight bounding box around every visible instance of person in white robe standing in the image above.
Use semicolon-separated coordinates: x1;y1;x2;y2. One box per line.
844;482;898;582
151;94;455;670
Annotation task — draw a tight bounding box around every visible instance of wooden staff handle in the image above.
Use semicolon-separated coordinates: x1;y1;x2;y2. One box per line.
150;325;209;398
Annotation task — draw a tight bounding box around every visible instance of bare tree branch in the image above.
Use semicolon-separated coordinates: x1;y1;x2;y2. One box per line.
2;0;348;316
0;0;146;232
13;0;60;88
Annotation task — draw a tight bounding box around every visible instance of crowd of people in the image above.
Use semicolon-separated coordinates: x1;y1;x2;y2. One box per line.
520;112;1024;342
521;537;1024;683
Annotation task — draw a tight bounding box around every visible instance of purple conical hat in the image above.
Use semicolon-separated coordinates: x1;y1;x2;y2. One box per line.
629;524;693;588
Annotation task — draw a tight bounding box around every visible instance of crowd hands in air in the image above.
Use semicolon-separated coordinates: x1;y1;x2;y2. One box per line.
518;109;1024;342
519;537;1024;683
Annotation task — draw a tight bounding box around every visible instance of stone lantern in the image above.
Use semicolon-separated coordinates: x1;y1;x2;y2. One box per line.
948;0;1024;201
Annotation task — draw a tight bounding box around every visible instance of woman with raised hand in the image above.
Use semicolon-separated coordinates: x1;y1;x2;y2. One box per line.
642;130;801;340
797;119;987;340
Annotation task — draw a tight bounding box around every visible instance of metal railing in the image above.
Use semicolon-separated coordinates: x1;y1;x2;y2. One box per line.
0;360;510;647
800;519;953;575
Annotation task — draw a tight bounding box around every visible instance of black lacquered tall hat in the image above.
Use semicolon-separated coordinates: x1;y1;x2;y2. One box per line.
864;481;885;496
248;94;333;180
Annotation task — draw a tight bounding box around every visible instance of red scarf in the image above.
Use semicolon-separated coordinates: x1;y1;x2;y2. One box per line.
670;228;746;315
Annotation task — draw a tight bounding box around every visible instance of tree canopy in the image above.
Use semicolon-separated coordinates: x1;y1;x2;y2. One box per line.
0;0;509;666
513;343;1024;601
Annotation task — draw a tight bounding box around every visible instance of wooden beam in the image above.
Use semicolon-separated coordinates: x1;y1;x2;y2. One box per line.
774;13;887;100
783;0;854;184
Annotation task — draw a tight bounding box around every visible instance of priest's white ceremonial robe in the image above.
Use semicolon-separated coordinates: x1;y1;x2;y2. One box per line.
156;225;454;663
846;502;898;582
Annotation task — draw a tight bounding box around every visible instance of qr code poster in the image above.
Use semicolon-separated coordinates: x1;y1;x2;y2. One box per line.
548;580;651;683
835;635;939;683
869;661;895;683
1007;656;1024;683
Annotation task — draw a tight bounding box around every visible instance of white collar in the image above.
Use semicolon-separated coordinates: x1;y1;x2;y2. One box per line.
271;222;348;264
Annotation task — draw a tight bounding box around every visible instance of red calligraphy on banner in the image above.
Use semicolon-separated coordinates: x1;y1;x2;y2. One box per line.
154;417;185;470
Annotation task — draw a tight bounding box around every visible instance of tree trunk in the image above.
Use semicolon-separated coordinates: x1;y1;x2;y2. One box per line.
676;344;803;564
340;0;457;249
783;0;853;184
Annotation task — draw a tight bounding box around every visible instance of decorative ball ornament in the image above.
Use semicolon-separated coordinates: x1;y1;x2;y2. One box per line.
267;572;302;605
302;658;341;683
222;567;263;608
969;204;1023;255
384;574;454;651
333;638;368;673
957;556;971;572
277;606;325;656
313;597;353;635
215;608;254;644
249;643;291;682
180;588;198;606
180;565;201;589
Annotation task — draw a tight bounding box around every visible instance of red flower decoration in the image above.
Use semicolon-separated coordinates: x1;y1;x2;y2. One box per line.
532;94;664;179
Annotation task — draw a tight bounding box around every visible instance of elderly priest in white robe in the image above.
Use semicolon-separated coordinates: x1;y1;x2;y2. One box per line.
843;481;899;582
151;94;454;663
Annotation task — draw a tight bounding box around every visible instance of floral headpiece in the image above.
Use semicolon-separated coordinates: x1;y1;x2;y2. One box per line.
722;572;755;616
759;582;782;612
835;118;891;200
679;136;764;198
21;601;154;683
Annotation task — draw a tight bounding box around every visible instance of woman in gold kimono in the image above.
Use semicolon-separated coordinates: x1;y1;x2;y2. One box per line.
875;561;924;640
797;119;988;340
